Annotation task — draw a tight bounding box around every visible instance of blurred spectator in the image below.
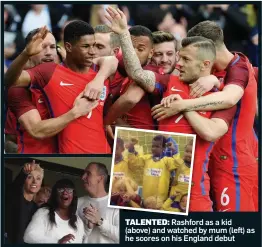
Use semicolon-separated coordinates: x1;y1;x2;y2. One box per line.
22;5;52;38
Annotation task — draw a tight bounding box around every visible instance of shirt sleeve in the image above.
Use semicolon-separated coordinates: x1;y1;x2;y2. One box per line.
98;209;119;243
211;105;237;127
26;62;57;89
8;87;36;119
225;59;249;89
5;109;17;135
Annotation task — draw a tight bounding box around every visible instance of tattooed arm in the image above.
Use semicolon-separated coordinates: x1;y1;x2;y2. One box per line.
118;32;156;92
152;84;243;121
105;6;156;93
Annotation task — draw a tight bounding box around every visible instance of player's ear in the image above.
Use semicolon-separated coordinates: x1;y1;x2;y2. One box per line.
148;48;154;60
202;60;211;71
113;47;120;57
64;42;72;53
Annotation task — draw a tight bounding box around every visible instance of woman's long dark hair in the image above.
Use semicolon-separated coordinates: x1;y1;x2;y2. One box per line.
45;179;78;230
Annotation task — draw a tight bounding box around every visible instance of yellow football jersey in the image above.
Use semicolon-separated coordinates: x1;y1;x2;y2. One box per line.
170;161;191;197
162;198;181;212
128;153;182;201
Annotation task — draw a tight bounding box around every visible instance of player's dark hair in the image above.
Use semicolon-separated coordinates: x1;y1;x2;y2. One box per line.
129;25;153;44
181;36;216;62
64;20;94;44
187;21;224;48
45;179;78;230
153;135;167;148
87;162;108;188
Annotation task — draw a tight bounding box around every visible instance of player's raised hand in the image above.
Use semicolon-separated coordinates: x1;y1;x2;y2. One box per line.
73;97;98;118
161;94;182;108
105;6;128;34
25;26;49;57
23;160;38;174
190;75;220;98
58;234;75;244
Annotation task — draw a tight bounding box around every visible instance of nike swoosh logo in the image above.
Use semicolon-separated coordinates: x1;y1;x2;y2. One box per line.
60;81;74;86
38;99;44;104
171;87;183;92
219;208;231;212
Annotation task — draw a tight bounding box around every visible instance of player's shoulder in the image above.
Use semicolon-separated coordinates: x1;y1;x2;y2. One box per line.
229;52;249;70
28;62;58;71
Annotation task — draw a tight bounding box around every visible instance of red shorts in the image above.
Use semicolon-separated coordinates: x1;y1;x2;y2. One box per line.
209;159;258;212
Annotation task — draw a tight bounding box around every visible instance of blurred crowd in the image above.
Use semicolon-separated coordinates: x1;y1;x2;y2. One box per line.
4;3;259;71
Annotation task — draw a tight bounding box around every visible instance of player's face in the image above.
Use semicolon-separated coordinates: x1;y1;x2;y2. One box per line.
151;140;164;156
34;192;50;207
131;35;154;67
152;41;177;74
57;188;74;209
82;164;102;194
177;45;202;84
70;35;96;67
30;33;57;66
94;33;114;57
179;195;188;210
24;171;42;194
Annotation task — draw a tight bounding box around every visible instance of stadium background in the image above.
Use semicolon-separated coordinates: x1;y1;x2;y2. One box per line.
4;4;259;68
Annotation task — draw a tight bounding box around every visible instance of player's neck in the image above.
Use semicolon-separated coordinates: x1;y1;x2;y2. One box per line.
64;59;90;74
215;48;234;71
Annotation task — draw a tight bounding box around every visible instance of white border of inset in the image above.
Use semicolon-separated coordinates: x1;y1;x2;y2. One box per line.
107;126;197;216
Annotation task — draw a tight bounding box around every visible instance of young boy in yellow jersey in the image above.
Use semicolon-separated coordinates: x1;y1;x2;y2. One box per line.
128;135;183;202
169;140;193;197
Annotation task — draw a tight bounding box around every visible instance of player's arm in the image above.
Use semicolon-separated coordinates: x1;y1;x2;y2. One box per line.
5;27;48;87
180;84;243;111
83;56;119;100
19;99;98;140
104;82;145;125
105;7;156;92
184;106;237;142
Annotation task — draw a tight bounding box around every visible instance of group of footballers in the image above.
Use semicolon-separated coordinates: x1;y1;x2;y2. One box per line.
111;135;192;213
5;6;258;212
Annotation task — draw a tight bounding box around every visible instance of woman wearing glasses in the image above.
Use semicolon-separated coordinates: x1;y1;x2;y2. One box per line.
23;179;85;243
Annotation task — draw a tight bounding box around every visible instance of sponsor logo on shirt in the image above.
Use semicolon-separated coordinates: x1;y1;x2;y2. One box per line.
60;81;74;86
100;86;107;101
113;172;125;178
178;174;190;183
38;98;44;104
145;168;162;177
